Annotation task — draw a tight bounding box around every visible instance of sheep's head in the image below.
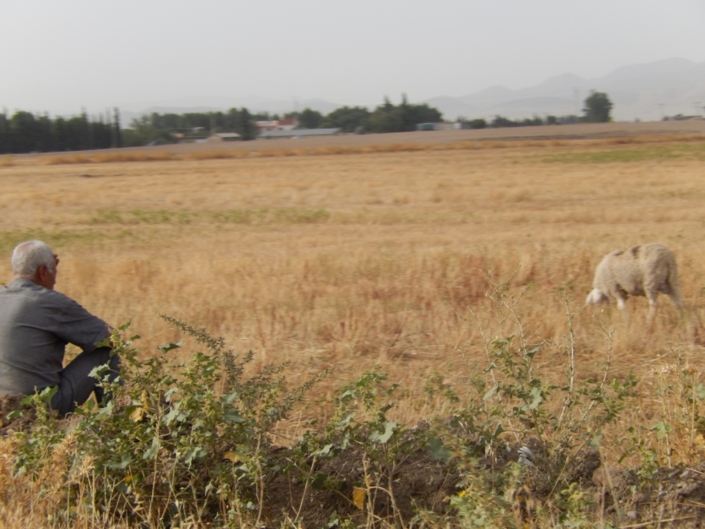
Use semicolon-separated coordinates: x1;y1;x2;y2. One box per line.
585;288;609;306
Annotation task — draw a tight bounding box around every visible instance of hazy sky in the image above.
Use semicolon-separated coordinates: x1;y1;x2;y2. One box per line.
2;0;705;115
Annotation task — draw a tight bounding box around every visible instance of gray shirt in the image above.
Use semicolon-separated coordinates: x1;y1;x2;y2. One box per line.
0;278;109;396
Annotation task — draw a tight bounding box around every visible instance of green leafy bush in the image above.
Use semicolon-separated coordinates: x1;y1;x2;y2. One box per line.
12;317;329;528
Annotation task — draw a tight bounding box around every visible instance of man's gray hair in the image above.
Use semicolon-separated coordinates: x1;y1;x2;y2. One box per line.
11;240;55;277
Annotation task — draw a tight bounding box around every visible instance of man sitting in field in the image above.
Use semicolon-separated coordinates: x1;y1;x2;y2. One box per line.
0;240;120;417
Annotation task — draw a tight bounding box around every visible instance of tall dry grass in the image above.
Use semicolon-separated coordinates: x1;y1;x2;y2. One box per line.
1;137;705;455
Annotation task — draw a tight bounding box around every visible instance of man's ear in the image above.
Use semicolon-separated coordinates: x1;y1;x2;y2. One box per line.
34;264;54;289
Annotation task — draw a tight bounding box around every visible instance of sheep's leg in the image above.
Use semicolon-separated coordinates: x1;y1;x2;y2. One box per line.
644;279;662;309
613;286;629;309
665;279;684;308
643;288;659;323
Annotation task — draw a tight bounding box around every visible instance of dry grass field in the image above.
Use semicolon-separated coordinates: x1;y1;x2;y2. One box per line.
2;124;705;526
3;127;705;433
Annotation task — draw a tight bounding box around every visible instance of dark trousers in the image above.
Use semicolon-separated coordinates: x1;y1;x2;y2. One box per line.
50;347;121;417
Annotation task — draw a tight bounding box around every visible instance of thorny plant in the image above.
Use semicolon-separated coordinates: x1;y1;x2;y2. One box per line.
11;317;330;528
287;370;431;529
424;278;639;527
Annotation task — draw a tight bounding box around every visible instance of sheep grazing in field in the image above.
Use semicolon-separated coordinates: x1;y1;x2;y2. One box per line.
585;243;683;311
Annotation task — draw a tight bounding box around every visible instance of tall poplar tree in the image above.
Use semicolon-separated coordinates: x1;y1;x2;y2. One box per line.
113;107;122;148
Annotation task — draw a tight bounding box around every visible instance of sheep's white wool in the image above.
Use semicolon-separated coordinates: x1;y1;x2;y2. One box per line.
585;243;683;310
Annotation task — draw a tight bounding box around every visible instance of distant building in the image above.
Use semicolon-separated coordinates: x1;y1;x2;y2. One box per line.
256;120;279;132
258;128;341;139
172;129;209;144
206;132;242;142
416;122;462;131
277;117;297;130
255;117;299;133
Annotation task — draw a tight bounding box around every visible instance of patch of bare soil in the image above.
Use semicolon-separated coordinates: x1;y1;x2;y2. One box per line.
594;464;705;527
263;444;458;527
260;434;705;527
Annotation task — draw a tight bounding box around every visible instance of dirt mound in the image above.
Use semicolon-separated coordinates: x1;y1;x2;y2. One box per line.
595;463;705;527
263;444;458;527
260;437;705;527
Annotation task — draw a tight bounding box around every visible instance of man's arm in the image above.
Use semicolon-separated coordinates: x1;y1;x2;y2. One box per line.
45;291;112;353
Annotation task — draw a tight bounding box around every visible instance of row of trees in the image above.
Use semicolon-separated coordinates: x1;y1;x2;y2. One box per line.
466;114;577;130
133;95;443;142
127;108;258;145
300;95;443;133
127;90;611;143
0;91;613;154
0;109;121;154
460;91;613;129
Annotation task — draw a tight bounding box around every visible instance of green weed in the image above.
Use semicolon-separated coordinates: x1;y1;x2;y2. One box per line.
543;143;705;164
10;318;330;528
90;208;332;226
0;229;104;255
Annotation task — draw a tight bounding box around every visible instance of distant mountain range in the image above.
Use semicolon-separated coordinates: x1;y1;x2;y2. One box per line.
120;58;705;124
426;58;705;122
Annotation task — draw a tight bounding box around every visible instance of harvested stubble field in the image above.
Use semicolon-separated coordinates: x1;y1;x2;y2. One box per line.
2;125;705;427
3;122;705;526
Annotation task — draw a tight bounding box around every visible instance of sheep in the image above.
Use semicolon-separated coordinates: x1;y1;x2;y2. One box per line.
585;243;683;311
